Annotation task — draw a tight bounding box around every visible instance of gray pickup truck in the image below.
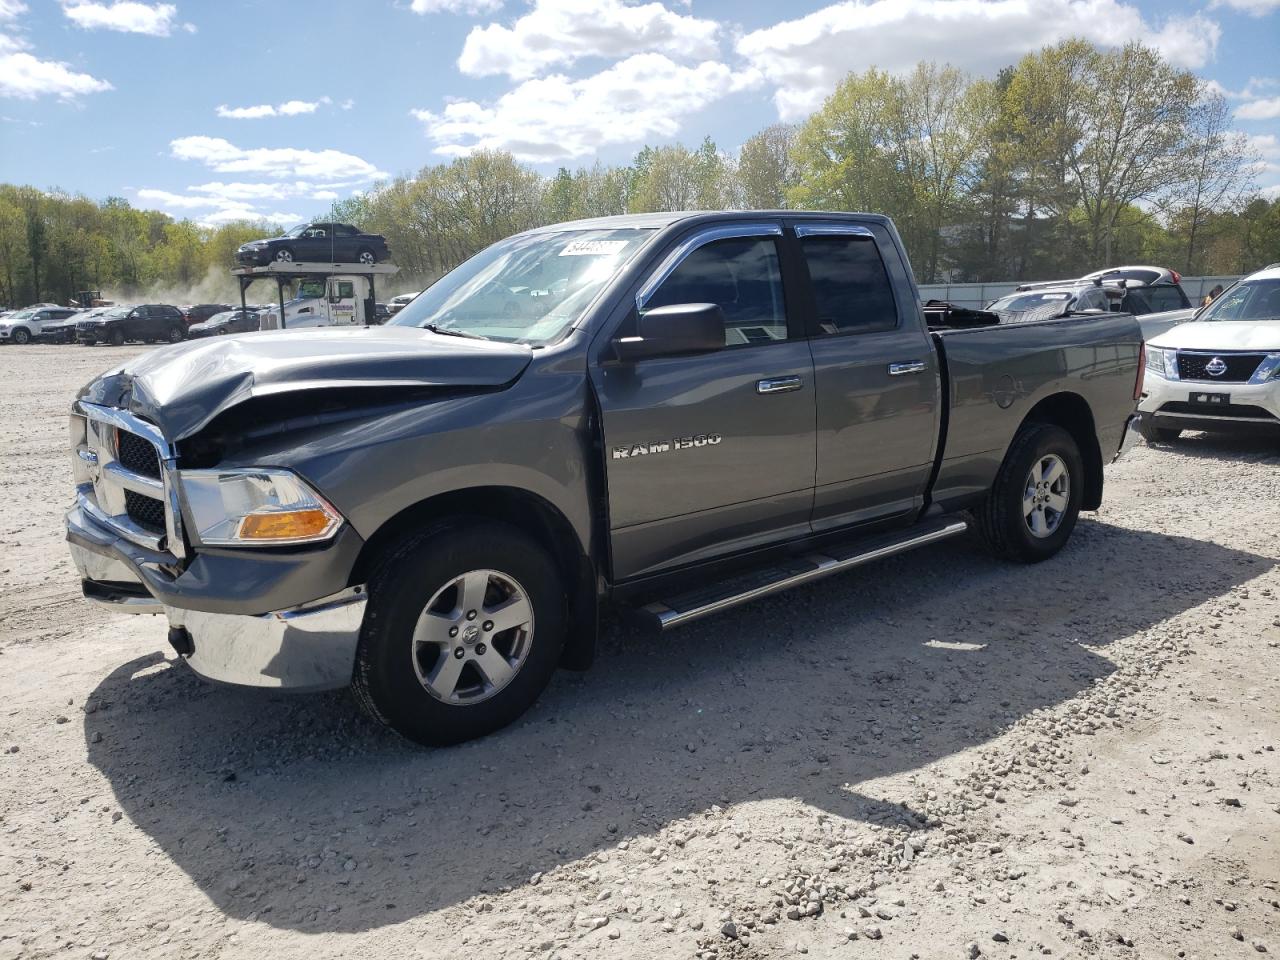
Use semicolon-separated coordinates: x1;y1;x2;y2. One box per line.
65;212;1143;745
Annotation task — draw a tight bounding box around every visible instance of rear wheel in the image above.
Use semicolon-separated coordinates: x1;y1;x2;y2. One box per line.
357;247;377;265
108;328;125;347
167;326;185;343
978;423;1083;563
11;328;30;345
1137;419;1181;444
352;519;566;746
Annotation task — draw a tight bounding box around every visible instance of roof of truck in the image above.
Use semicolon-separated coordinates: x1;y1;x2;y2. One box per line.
524;210;894;233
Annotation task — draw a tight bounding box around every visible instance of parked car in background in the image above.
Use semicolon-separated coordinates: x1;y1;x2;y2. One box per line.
0;306;77;344
372;302;390;323
1137;264;1280;443
184;303;233;328
986;281;1123;323
78;304;186;346
387;291;419;315
40;307;105;344
187;308;261;338
236;223;390;266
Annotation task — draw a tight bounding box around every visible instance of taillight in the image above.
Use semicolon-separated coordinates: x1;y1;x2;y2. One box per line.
1134;341;1146;400
1170;269;1181;285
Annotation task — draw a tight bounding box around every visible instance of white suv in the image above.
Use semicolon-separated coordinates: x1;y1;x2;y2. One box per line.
1138;264;1280;443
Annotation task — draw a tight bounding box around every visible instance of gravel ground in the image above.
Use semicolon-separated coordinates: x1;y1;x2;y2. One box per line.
1;343;1279;960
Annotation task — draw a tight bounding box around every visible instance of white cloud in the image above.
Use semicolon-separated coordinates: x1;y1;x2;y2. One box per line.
1210;0;1280;15
1237;96;1280;120
0;49;112;99
169;136;384;180
458;0;720;80
216;96;330;119
736;0;1223;120
62;2;183;36
411;0;502;13
0;1;27;22
414;53;752;162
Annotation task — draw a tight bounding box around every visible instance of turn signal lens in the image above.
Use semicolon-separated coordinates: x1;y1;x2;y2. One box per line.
238;509;336;541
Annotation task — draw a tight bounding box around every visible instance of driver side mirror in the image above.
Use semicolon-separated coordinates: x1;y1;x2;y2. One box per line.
614;302;725;363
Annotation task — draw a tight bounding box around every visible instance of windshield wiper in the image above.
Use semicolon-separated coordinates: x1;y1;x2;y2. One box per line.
422;323;490;341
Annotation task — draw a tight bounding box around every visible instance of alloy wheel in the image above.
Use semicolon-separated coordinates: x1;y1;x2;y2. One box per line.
1023;453;1070;539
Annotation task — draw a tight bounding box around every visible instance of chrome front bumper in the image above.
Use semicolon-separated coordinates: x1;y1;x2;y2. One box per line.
67;499;366;692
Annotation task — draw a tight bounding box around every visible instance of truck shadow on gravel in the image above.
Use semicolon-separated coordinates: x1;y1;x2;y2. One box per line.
84;519;1270;933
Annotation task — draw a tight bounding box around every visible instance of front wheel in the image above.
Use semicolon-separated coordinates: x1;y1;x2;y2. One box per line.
10;328;30;345
978;423;1083;563
352;520;566;746
274;247;294;263
108;328;125;346
1137;419;1180;444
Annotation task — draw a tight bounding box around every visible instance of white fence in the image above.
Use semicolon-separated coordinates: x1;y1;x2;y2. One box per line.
917;275;1241;310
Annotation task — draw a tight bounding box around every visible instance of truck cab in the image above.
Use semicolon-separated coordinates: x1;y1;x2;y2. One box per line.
259;275;369;330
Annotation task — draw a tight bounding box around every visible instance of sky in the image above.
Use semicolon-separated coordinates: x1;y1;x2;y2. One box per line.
0;0;1277;227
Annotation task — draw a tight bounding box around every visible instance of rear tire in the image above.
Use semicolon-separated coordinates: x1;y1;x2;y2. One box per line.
357;247;377;265
352;519;566;746
167;326;185;343
978;423;1083;564
1137;419;1181;444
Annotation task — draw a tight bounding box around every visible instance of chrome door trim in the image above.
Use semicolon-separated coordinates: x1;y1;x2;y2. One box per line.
636;222;783;311
793;223;875;239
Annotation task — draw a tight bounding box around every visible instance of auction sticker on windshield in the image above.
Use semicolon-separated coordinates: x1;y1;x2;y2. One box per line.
559;239;630;257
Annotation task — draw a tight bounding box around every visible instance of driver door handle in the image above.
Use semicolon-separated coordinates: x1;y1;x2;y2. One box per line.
888;360;927;376
757;376;803;394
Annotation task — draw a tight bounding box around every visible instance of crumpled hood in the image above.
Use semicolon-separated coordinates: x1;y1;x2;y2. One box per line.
78;325;534;441
1150;320;1280;351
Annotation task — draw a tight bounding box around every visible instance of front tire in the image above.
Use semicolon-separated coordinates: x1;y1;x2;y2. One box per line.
353;520;566;746
108;328;125;347
274;247;294;263
1137;419;1180;444
978;423;1083;563
11;328;30;345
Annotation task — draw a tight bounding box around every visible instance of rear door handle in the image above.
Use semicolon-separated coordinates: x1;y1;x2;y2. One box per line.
888;361;927;376
757;376;803;394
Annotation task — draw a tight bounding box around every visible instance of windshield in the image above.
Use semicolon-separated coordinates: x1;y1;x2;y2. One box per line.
391;228;652;344
103;307;131;319
989;292;1073;312
1196;278;1280;322
207;311;237;324
6;309;33;320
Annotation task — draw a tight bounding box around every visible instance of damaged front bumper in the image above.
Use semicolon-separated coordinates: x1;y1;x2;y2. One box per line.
66;498;367;692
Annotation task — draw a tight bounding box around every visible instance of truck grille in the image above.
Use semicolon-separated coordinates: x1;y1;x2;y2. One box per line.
73;404;183;557
124;489;167;533
116;429;162;479
1176;351;1266;383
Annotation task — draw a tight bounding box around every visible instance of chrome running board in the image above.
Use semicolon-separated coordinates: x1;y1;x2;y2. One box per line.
638;517;969;630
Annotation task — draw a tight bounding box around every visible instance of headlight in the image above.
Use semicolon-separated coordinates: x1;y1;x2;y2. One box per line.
1145;346;1179;380
179;468;343;546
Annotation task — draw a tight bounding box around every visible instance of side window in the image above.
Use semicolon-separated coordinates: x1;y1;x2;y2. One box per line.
800;236;897;335
645;236;788;346
335;281;355;299
133;306;149;318
305;227;327;238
